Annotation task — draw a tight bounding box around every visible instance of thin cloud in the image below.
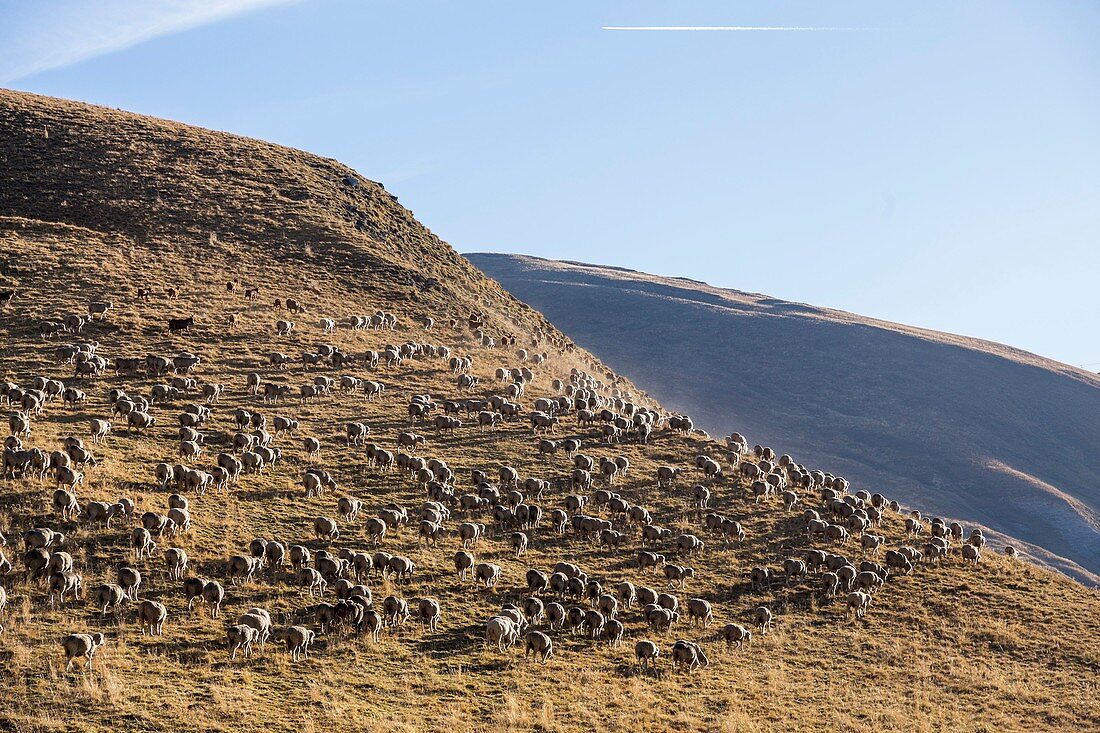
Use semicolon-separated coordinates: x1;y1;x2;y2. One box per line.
0;0;301;84
602;26;868;32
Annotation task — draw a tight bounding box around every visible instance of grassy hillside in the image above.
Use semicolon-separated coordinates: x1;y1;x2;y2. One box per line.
0;91;1097;733
467;253;1100;586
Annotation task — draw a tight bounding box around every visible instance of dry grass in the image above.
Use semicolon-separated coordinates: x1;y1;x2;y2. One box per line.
0;90;1098;733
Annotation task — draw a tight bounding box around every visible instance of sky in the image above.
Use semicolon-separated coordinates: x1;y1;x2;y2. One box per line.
2;0;1097;368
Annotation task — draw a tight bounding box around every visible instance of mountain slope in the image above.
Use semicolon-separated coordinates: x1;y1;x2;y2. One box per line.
0;90;1097;733
466;253;1100;584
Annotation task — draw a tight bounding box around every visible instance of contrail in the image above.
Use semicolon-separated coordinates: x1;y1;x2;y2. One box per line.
602;26;867;32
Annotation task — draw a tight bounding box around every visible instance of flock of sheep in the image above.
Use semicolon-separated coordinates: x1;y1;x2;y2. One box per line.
0;290;1004;678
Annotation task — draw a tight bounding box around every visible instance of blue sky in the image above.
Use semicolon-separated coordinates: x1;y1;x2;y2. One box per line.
2;1;1097;368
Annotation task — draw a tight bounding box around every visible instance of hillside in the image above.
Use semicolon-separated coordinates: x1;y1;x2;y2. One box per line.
466;253;1100;585
0;90;1097;733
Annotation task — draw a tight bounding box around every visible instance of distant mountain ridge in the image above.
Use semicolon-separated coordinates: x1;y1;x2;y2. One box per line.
466;252;1100;585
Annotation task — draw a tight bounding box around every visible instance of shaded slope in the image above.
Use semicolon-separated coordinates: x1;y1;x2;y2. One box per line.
466;253;1100;584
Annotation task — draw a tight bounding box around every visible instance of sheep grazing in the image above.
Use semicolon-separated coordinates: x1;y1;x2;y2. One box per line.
93;583;127;616
273;626;315;661
199;580;225;618
685;598;712;628
847;591;872;621
485;616;519;652
634;639;661;677
718;623;751;650
136;600;168;635
753;606;773;634
165;547;189;581
524;630;553;663
0;241;1012;696
962;544;982;564
61;632;106;671
416;598;442;632
227;624;260;660
670;639;710;672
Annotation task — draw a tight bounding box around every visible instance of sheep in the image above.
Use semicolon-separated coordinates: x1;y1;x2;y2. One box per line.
753;606;772;634
126;411;156;433
61;632;107;671
45;551;74;580
860;534;885;555
962;544;982;563
583;609;605;638
227;554;261;586
521;568;548;596
200;580;225;618
663;564;695;589
822;571;841;598
346;422;370;446
416;598;442;632
685;598;713;628
783;558;808;585
313;517;340;543
117;566;142;600
670;639;710;672
356;609;384;642
87;300;113;320
298;567;327;597
675;534;704;557
178;440;202;461
523;630;554;663
273;626;315;661
474;562;502;588
164;547;189;581
61;387;86;407
54;466;84;490
635;639;661;677
136;600;168;635
718;623;752;650
637;551;665;574
23;527;63;550
485;616;519;652
22;547;51;583
536;602;563;630
640;524;669;547
387;555;415;583
338;496;363;522
47;571;83;606
522;596;546;624
854;571;885;594
847;590;872;620
93;583;127;616
89;419;112;444
131;528;157;559
52;489;80;520
509;531;528;557
227;624;261;660
645;606;677;635
825;524;850;544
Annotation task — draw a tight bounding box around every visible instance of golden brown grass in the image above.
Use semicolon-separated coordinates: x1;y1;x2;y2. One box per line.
0;90;1097;733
